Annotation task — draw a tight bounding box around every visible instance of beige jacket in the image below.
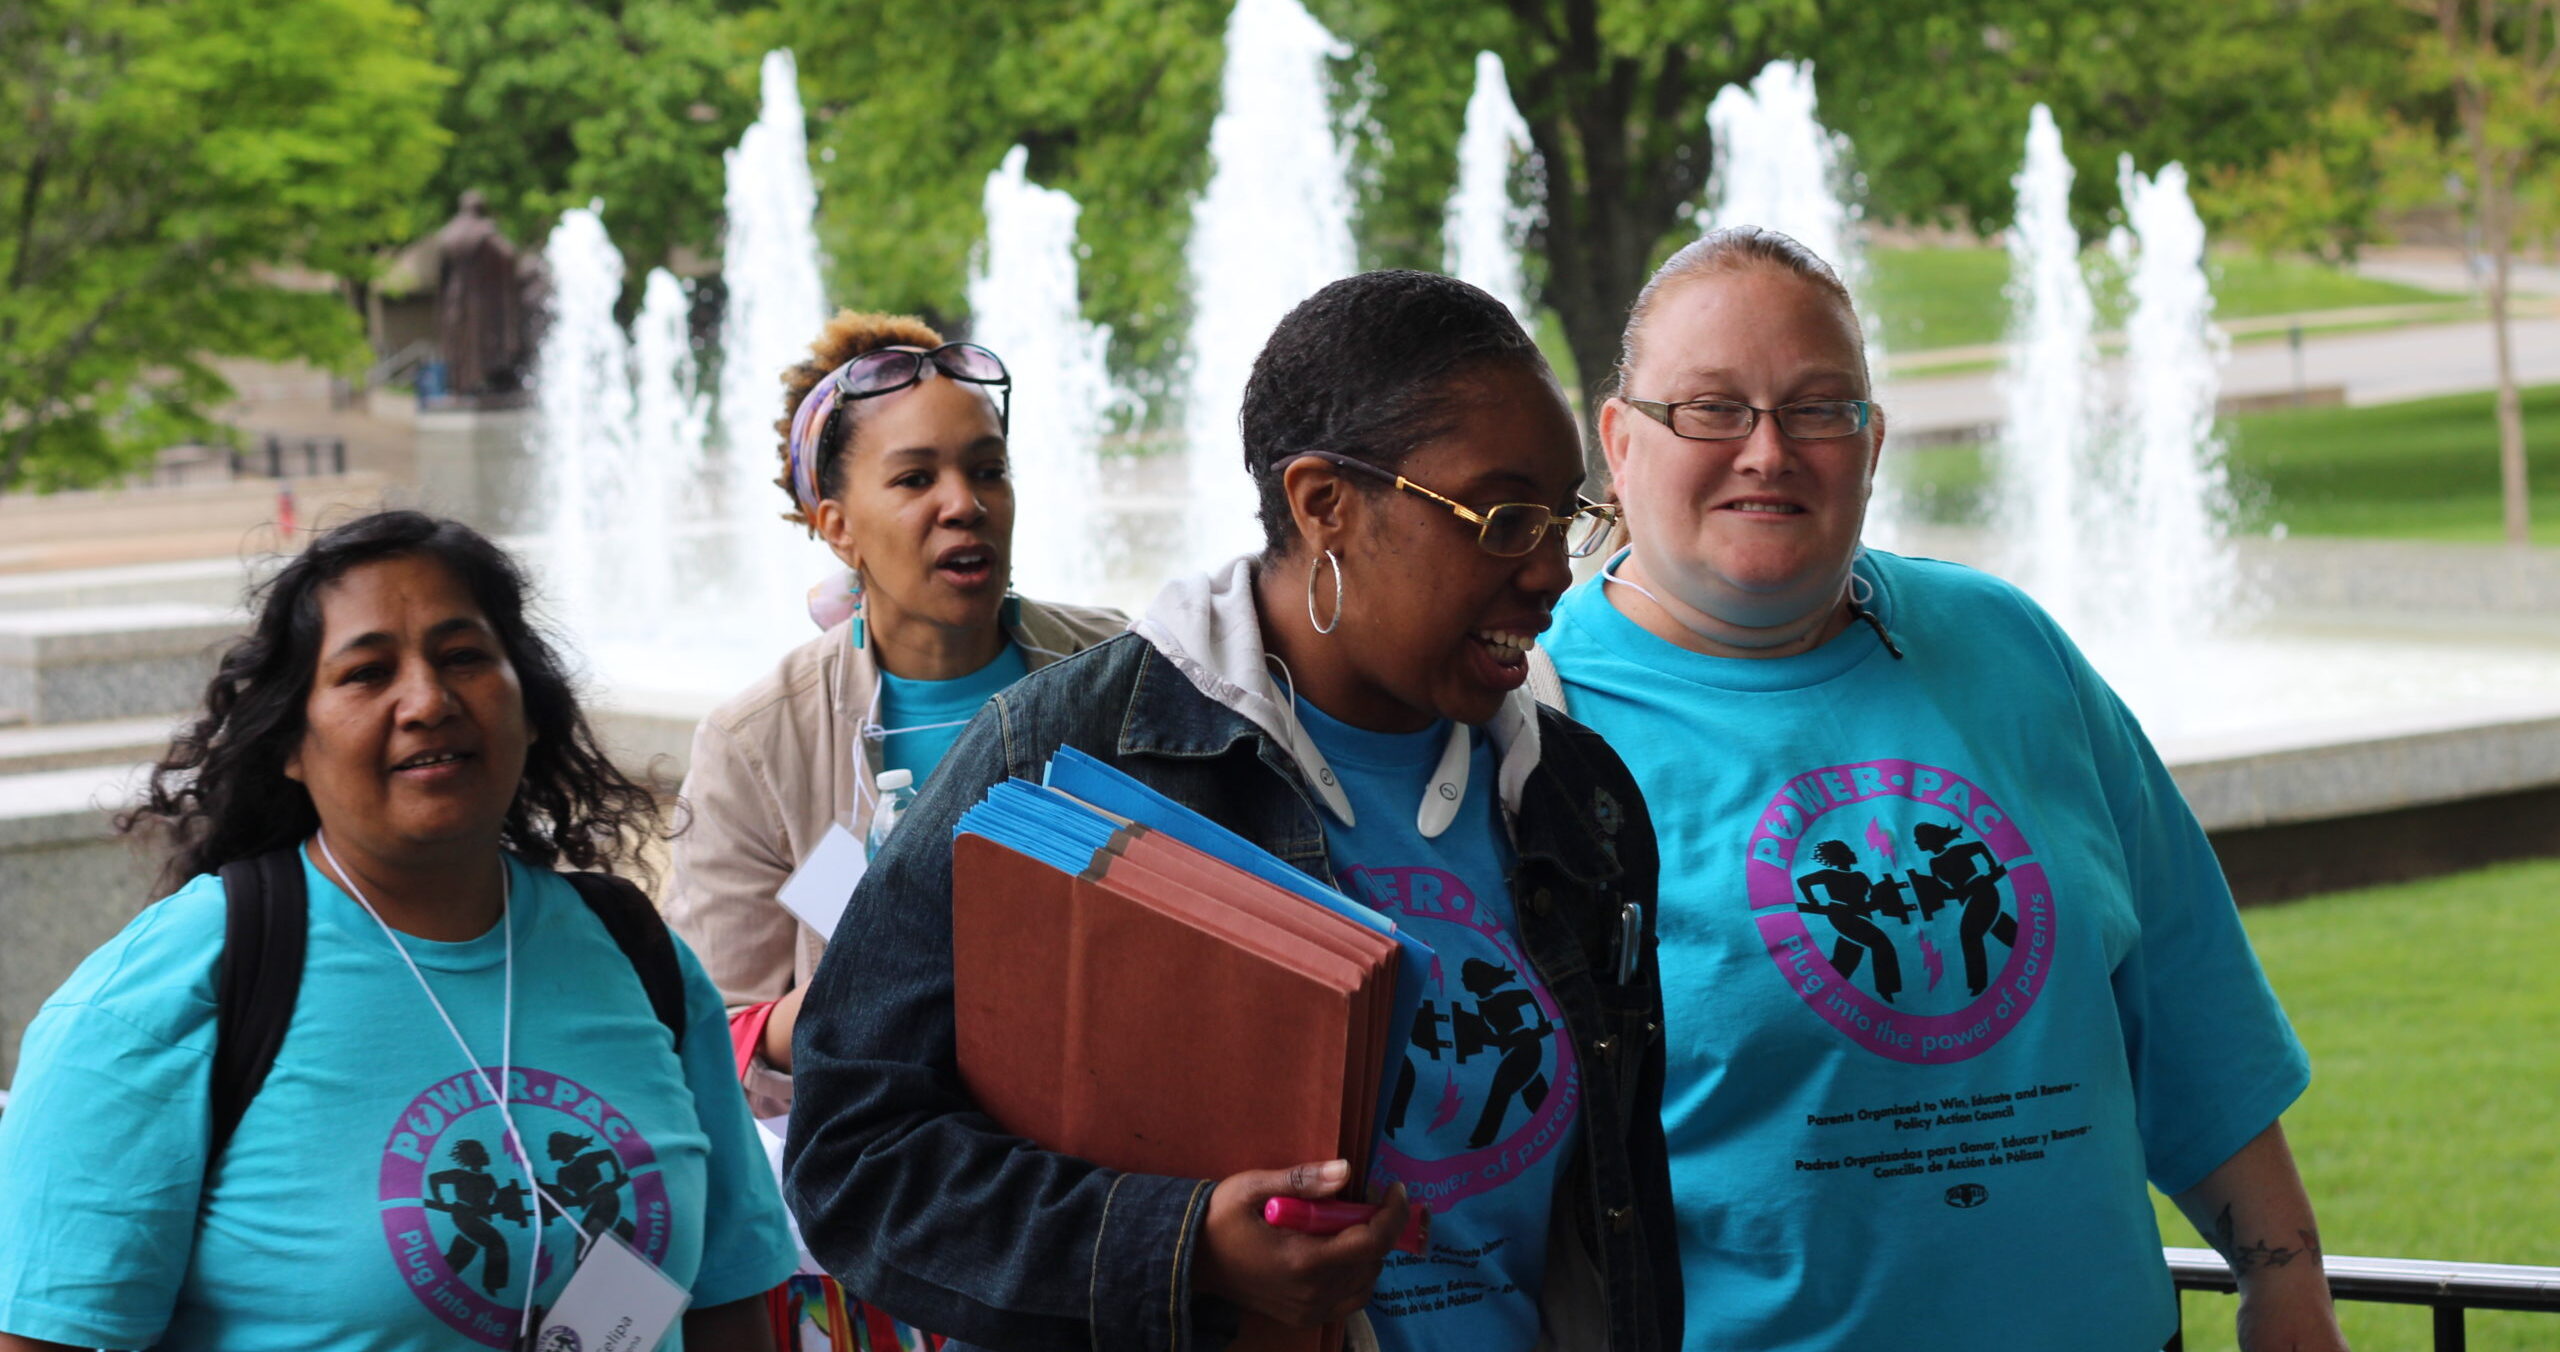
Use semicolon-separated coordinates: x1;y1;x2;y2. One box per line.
663;596;1128;1079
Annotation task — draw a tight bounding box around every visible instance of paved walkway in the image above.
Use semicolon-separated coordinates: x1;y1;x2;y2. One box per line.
1883;309;2560;441
2353;246;2560;299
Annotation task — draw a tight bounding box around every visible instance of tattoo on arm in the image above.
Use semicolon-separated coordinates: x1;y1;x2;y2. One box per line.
2211;1203;2324;1274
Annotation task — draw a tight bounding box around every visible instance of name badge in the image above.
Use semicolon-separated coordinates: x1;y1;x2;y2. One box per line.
777;824;868;937
532;1231;689;1352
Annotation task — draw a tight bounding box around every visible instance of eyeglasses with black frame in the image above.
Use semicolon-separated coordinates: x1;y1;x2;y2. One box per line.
1620;395;1872;442
1279;449;1622;559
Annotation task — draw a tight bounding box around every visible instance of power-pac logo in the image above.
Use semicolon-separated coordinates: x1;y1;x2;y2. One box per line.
1340;865;1580;1214
376;1066;672;1346
1746;759;2054;1063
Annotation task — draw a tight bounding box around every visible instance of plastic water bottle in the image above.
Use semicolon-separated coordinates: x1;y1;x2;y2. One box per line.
867;768;916;860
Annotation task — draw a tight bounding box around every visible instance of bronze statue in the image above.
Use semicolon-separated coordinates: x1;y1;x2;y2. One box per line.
432;191;528;396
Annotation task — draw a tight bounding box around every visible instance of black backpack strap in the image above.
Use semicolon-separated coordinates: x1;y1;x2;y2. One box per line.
210;846;309;1162
565;872;688;1053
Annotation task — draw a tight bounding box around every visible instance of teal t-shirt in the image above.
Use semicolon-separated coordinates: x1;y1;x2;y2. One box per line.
1540;549;2308;1352
878;642;1029;786
1296;699;1581;1352
0;851;798;1350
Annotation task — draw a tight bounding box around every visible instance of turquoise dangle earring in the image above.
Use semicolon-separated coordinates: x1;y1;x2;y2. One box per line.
849;568;867;649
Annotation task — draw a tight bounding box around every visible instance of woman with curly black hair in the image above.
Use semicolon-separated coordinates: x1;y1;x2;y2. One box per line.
0;511;796;1352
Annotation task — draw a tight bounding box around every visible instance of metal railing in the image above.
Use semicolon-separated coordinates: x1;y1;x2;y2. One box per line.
231;434;348;480
2166;1247;2560;1352
366;337;437;389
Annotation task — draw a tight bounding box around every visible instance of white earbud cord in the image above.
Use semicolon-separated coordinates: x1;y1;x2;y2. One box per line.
313;832;592;1343
1599;549;1850;652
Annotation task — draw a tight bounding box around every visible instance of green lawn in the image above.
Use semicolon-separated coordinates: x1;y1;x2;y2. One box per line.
1865;246;2456;355
2216;385;2560;544
1888;384;2560;546
2150;859;2560;1352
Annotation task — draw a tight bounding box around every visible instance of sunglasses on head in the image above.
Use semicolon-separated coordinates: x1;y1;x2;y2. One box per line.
786;342;1013;518
833;343;1011;410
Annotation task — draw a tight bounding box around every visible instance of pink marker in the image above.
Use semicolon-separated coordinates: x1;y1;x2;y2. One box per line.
1262;1196;1431;1255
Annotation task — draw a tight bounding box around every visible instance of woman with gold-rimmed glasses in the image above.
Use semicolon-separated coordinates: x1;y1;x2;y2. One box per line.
785;270;1681;1352
1273;448;1621;563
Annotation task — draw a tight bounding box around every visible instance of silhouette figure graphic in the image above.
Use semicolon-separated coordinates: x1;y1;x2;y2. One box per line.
426;1137;529;1296
1797;840;1905;1002
1450;958;1556;1148
1385;999;1451;1138
546;1131;637;1247
1914;822;2017;996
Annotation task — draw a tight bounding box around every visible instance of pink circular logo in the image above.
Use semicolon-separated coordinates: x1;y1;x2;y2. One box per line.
376;1066;671;1346
1340;865;1581;1214
1746;759;2055;1063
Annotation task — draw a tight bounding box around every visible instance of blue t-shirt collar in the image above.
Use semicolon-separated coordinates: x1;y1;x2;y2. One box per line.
1289;691;1475;839
304;846;526;973
1574;546;1893;693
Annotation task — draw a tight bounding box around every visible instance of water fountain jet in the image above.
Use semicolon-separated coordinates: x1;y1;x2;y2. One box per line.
968;145;1134;601
1182;0;1359;572
1444;51;1536;322
1702;61;1903;544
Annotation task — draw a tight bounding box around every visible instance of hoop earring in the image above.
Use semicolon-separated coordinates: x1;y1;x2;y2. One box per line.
1306;549;1344;636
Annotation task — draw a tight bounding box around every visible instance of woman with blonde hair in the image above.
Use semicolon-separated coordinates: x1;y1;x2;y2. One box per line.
1532;226;2343;1351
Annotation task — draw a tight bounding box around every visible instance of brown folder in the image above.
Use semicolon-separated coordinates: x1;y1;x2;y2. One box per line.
1107;831;1396;1178
951;830;1401;1352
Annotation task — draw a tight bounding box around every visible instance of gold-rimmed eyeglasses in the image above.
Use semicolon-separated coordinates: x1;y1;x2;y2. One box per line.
1621;395;1873;442
1280;450;1621;558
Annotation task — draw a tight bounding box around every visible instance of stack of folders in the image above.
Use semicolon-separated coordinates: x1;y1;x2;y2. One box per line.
951;747;1432;1352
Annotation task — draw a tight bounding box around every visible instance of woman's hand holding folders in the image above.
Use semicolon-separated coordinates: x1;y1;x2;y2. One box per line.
1196;1159;1416;1328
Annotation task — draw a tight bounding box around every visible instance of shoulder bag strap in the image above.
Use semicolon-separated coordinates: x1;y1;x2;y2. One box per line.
210;846;309;1161
565;871;688;1052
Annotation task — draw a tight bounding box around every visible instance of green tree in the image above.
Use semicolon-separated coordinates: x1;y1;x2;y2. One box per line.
771;0;1228;379
1327;0;1820;417
419;0;763;290
1816;1;2417;235
2429;0;2557;546
0;0;448;492
2215;0;2556;545
770;0;2425;427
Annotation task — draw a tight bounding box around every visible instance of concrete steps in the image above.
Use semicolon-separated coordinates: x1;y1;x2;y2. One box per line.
0;557;269;615
0;716;184;777
0;761;158;1084
0;473;389;576
0;603;242;726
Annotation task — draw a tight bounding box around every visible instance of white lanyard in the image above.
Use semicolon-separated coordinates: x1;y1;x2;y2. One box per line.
832;621;1057;830
314;832;576;1343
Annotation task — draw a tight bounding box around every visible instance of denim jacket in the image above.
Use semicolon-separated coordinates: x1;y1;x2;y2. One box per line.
786;563;1680;1352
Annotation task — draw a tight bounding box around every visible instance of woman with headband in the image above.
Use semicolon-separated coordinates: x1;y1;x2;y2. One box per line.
1531;227;2341;1351
665;312;1125;1114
